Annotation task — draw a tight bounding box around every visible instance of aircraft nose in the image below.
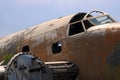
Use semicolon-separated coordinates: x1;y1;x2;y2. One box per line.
104;23;120;57
105;23;120;41
105;23;120;79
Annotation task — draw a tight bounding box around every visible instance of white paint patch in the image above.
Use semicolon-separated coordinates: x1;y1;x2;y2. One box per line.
44;30;57;41
0;30;25;53
0;66;5;77
87;23;120;31
31;34;44;47
85;23;120;37
88;29;106;37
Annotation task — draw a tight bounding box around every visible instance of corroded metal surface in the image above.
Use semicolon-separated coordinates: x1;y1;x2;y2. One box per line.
0;10;120;80
4;52;79;80
45;61;79;80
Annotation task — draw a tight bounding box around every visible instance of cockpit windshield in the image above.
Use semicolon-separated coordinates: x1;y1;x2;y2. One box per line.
81;10;116;30
87;15;115;26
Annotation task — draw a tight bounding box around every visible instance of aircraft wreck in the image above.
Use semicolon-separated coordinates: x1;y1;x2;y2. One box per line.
0;10;120;80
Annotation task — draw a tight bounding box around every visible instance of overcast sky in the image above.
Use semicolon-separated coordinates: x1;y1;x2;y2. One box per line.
0;0;120;37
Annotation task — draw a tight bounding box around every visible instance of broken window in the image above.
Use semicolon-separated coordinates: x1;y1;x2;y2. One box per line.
69;22;84;36
83;20;93;29
52;42;62;54
68;13;86;36
68;13;94;36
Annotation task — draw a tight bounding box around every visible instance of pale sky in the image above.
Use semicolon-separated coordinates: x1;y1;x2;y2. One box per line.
0;0;120;37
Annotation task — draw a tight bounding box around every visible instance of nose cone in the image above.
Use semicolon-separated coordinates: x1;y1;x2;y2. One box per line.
87;23;120;79
90;23;120;67
101;23;120;42
100;23;120;80
105;23;120;33
87;23;120;41
86;23;120;41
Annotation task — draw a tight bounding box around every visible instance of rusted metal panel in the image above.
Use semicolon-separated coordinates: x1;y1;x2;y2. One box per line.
65;23;120;80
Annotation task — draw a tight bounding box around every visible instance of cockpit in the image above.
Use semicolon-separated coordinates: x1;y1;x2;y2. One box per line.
68;10;116;36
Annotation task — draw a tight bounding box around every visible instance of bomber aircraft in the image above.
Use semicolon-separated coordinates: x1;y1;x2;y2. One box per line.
0;10;120;80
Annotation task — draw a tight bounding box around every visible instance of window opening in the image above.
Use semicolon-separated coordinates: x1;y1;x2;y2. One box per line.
22;45;30;52
69;22;84;36
88;15;114;25
69;13;87;36
52;42;62;54
83;20;93;29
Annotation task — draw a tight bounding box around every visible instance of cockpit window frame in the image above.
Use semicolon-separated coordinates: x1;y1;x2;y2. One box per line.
69;14;115;25
68;20;86;36
82;14;115;23
68;10;116;37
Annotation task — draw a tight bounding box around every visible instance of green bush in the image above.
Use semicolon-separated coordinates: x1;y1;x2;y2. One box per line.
3;54;14;65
